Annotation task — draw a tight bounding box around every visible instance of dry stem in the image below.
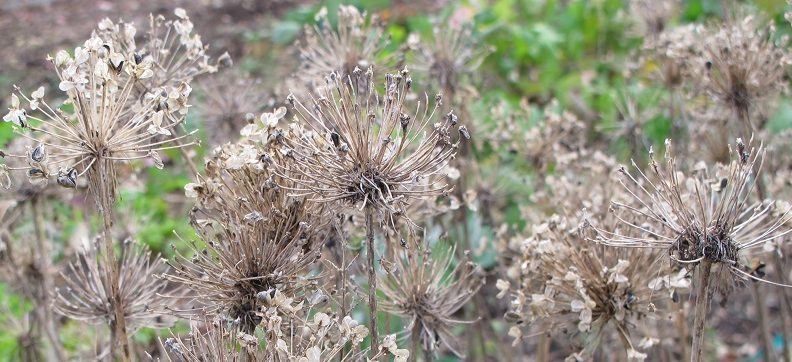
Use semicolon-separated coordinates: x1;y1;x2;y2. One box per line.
94;163;131;362
30;197;66;361
411;321;421;362
691;260;713;362
365;207;379;358
752;282;775;362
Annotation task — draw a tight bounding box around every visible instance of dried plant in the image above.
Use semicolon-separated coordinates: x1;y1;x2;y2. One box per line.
281;67;465;353
295;5;389;95
0;9;213;360
283;68;465;228
409;21;489;108
94;8;228;101
503;215;685;361
379;241;483;359
53;239;174;333
590;139;792;361
195;71;274;147
639;23;702;92
166;138;330;334
161;312;373;361
629;0;679;37
694;15;790;134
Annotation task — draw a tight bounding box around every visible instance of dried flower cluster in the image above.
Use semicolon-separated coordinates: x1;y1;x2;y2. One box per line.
694;16;790;132
380;242;483;358
282;68;466;228
167;134;330;333
295;5;389;95
4;2;792;362
503;216;686;361
591;140;792;295
53;239;174;332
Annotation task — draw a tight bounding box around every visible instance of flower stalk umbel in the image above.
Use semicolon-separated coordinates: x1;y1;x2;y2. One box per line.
1;9;211;361
281;67;466;356
590;139;792;362
379;241;483;360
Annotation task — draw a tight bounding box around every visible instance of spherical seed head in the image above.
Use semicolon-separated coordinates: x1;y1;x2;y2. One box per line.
591;139;792;298
410;21;490;98
696;15;790;131
379;242;483;357
506;216;682;359
168;140;331;333
1;9;217;200
52;240;175;331
294;5;390;96
282;68;467;228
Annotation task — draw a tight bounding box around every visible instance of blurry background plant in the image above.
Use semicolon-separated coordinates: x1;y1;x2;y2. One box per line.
2;0;792;361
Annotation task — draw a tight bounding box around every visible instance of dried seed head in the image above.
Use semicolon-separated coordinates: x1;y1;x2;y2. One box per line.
380;242;483;357
281;69;464;228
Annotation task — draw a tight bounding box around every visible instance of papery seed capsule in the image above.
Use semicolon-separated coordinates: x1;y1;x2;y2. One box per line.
57;168;77;188
148;150;164;169
504;311;522;323
256;288;276;304
459;125;470;140
264;175;277;189
446;111;458;126
310;291;328;307
217;52;233;68
30;144;46;163
245;212;264;224
399;113;410;131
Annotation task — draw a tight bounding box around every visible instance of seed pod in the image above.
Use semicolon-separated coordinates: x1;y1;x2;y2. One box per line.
217;52;233;68
399;113;410;131
259;153;273;164
331;132;341;148
504;311;523;323
57;168;77;188
310;291;328;307
244;211;264;223
30;144;46;163
459;125;470;140
148;150;164;169
445;111;458;126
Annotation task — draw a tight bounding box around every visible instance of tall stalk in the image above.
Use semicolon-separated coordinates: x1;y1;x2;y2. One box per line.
365;207;379;357
691;260;713;362
773;253;792;362
675;300;690;361
752;282;775;362
90;161;131;362
411;321;421;362
30;197;65;361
